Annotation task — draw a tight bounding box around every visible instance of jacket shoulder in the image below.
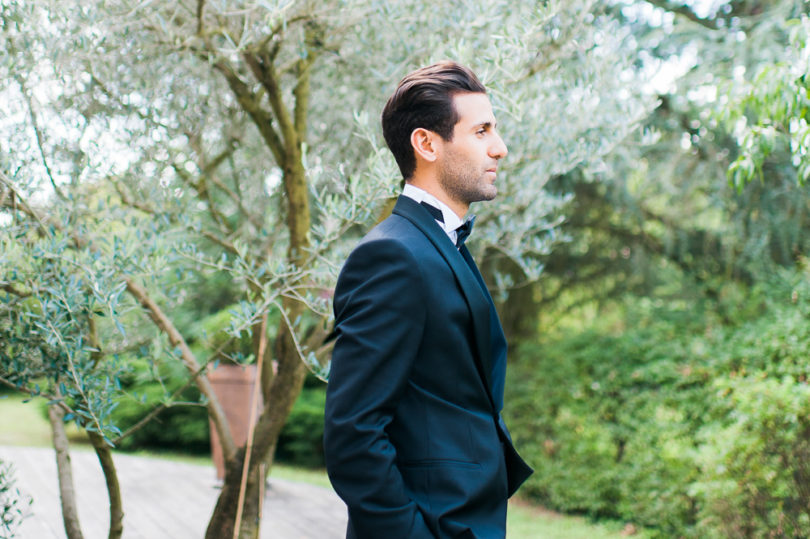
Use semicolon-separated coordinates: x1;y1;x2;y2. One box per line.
356;213;434;254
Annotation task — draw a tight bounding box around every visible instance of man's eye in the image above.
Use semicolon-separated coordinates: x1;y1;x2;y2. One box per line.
476;129;486;135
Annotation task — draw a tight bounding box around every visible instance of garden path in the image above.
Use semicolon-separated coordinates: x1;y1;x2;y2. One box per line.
0;445;347;538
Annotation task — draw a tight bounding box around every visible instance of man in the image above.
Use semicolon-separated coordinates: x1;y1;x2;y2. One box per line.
324;61;533;539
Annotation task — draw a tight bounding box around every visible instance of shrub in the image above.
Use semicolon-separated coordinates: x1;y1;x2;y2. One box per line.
112;358;210;453
0;461;30;539
506;326;704;537
275;379;326;468
111;355;328;466
692;376;810;538
505;274;810;536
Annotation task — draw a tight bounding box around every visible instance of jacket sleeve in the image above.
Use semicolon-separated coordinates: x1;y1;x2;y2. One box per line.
323;237;434;538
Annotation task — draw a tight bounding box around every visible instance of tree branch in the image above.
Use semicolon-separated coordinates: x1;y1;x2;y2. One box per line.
293;24;319;142
644;0;721;29
0;171;49;234
48;389;85;539
184;139;237;234
207;172;264;231
196;0;206;36
124;276;237;461
11;66;66;200
199;229;241;257
0;282;31;298
113;177;243;257
210;57;286;166
175;162;234;234
112;332;239;445
89;73;173;132
3;166;239;463
202;141;236;175
87;431;124;539
0;181;9;207
112;363;204;445
0;376;78;416
243;51;297;153
111;179;156;215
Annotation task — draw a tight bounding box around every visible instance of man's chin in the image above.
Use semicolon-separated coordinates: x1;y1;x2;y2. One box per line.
480;186;497;201
454;184;497;205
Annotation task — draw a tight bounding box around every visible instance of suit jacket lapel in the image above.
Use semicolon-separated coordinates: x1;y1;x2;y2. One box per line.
392;196;497;404
460;244;508;411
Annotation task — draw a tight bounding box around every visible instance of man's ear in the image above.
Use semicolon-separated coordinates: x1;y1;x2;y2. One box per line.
410;128;439;163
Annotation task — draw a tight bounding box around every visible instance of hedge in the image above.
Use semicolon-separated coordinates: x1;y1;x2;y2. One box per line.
505;278;810;537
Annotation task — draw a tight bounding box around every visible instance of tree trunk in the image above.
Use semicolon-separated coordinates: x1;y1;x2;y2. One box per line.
47;403;85;539
204;43;314;535
204;306;309;539
205;450;264;539
87;432;124;539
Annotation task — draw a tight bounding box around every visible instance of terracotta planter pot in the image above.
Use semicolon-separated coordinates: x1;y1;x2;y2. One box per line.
208;364;263;480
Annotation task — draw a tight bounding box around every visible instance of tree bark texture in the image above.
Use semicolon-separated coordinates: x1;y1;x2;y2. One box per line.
203;20;316;538
88;432;124;539
206;452;265;539
205;301;309;539
47;403;85;539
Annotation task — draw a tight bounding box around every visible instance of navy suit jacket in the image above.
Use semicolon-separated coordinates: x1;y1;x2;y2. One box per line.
324;196;532;539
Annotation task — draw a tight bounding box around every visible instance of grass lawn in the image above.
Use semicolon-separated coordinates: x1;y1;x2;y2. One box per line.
506;498;640;538
0;392;643;538
0;393;88;446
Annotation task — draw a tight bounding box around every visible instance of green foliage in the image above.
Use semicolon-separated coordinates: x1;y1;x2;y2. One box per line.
507;321;703;536
275;383;327;468
0;461;30;539
692;376;810;538
104;306;279;452
0;220;130;441
506;272;810;537
0;0;654;480
100;304;257;453
525;0;810;333
110;358;210;453
724;15;810;188
107;353;328;464
3;0;809;536
186;306;271;367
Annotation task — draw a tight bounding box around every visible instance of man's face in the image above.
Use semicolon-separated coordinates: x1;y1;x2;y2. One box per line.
437;92;508;207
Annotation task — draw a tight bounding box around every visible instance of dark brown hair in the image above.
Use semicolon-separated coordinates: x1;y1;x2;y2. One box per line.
381;61;486;180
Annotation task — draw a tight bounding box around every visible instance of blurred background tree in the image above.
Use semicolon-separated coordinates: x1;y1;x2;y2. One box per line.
503;1;810;537
502;0;810;337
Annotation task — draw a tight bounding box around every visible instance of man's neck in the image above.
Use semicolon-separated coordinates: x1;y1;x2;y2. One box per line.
401;183;465;235
404;179;468;219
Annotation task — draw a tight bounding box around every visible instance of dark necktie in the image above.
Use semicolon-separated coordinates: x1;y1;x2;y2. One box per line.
455;216;475;248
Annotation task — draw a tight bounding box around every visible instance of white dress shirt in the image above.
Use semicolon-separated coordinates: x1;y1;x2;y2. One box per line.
401;183;465;245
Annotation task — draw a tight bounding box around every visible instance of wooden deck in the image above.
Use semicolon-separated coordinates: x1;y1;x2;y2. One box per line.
0;446;347;538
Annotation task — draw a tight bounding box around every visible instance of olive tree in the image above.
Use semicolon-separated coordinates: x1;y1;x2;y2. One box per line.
0;0;654;537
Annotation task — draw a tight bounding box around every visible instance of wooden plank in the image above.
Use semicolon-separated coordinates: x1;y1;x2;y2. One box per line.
0;446;346;538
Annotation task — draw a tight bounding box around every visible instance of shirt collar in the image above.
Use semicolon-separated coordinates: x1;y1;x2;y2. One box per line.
402;184;465;239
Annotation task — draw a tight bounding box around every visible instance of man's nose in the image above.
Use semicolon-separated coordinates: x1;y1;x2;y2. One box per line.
490;133;508;159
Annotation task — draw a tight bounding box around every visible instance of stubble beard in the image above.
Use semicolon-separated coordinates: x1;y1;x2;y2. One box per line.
438;156;497;207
